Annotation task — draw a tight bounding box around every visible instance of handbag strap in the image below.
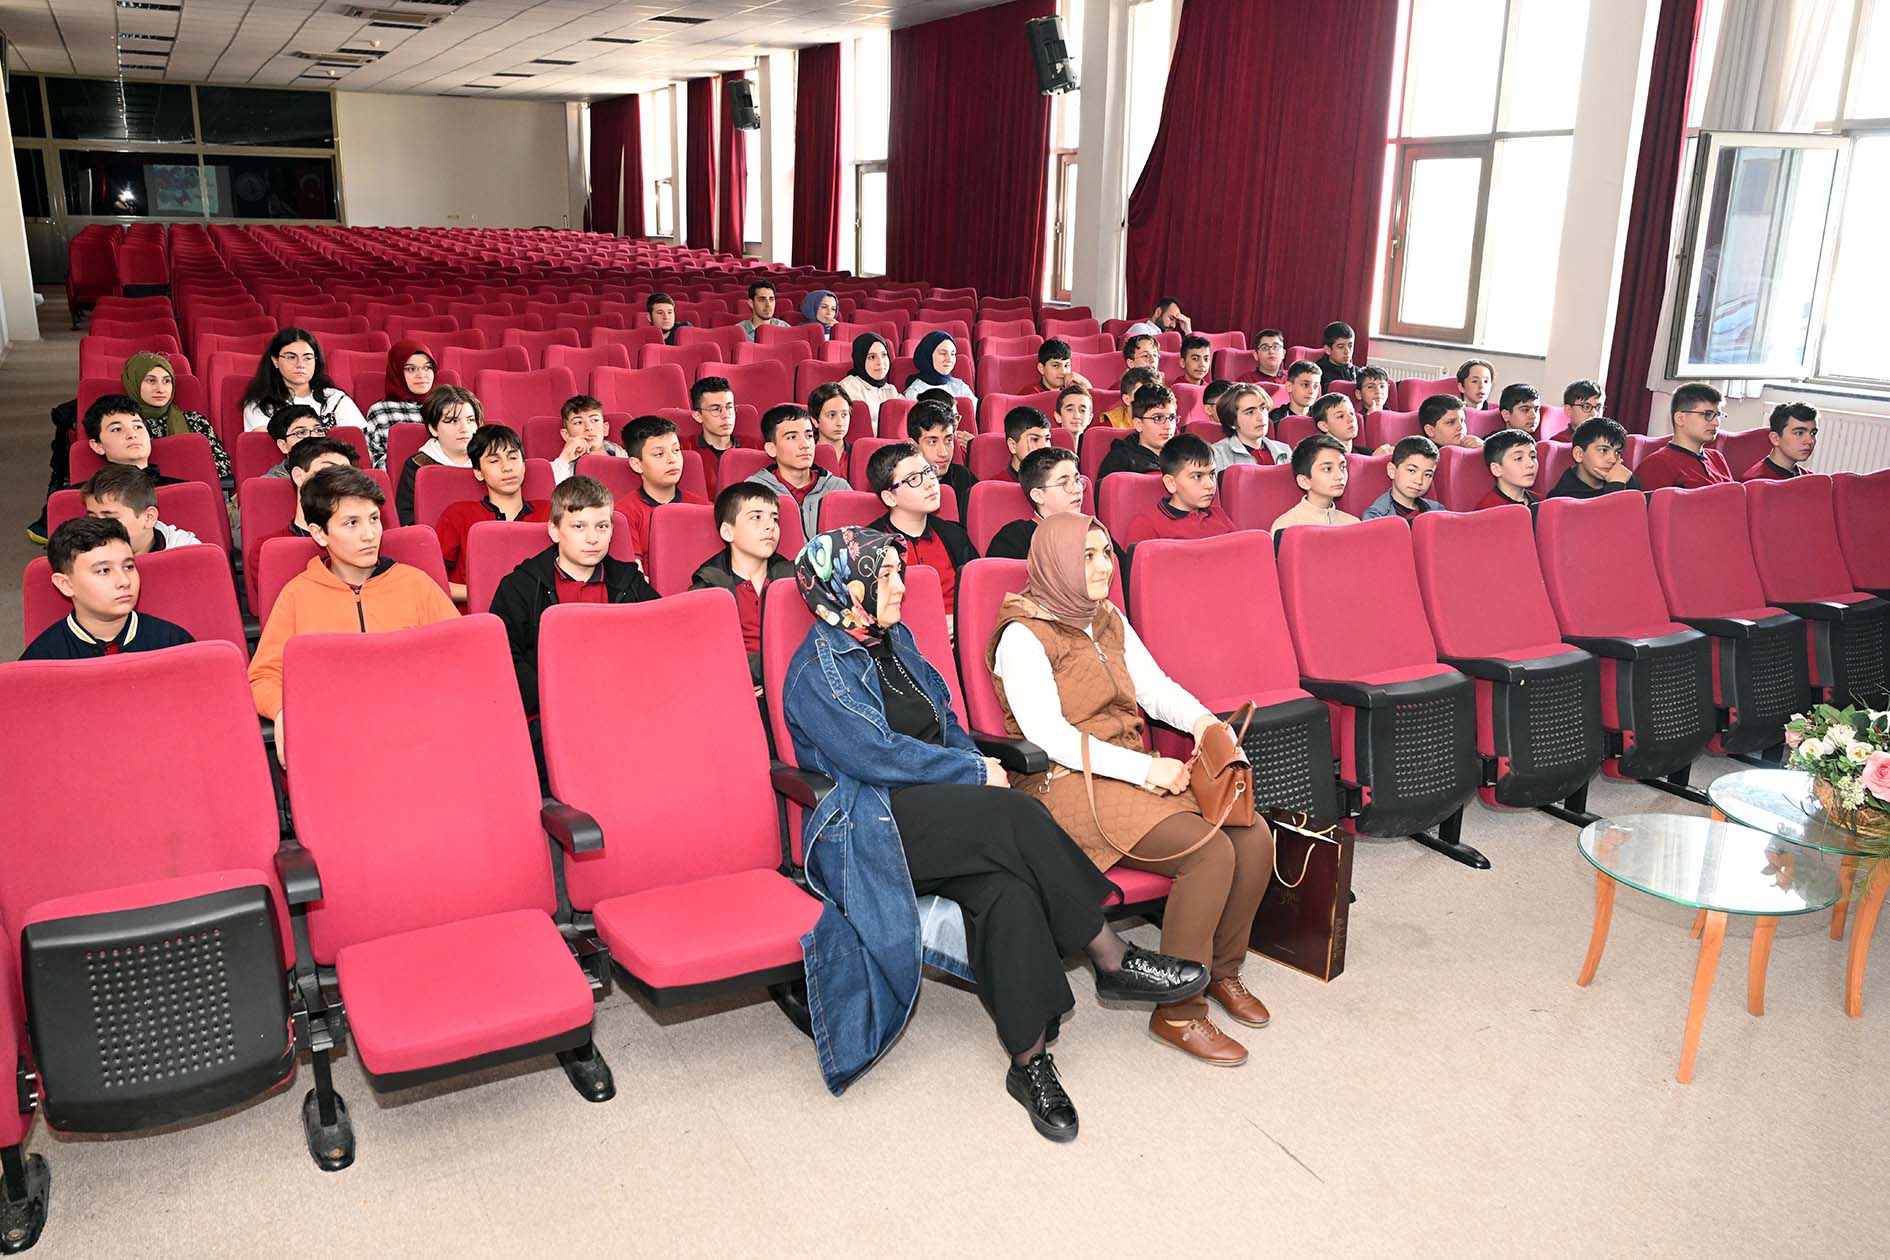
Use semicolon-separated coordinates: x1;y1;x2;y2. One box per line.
1269;810;1337;887
1080;731;1229;865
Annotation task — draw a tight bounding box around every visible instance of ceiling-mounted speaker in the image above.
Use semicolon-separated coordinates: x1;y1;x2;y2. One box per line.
727;77;761;130
1025;16;1078;95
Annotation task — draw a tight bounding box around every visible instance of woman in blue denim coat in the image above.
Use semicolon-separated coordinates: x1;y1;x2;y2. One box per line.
782;527;1209;1141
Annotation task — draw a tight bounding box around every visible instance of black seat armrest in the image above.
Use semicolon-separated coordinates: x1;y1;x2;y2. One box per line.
1563;629;1702;660
274;843;322;907
1439;650;1591;684
771;760;836;810
541;799;604;854
1776;599;1877;623
1678;615;1766;639
1299;677;1383;708
973;733;1049;775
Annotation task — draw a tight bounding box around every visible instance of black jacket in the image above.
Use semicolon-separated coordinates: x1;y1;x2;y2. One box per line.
1096;433;1162;484
490;545;657;712
940;460;978;510
691;547;796;684
987;516;1038;560
869;511;979;572
1548;466;1643;500
1315;354;1359;390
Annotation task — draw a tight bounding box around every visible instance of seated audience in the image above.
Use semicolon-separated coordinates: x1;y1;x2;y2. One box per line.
551;394;626;484
781;524;1207;1133
989;513;1271;1068
1122;334;1161;375
808;382;855;464
692;375;741;466
81;464;200;554
240;327;366;434
740;280;788;341
395;384;480;526
21;517;193;660
1315;321;1360;389
1271;434;1358;531
123;351;229;480
802;290;840;339
1252;328;1287;383
904;331;974;401
1054;384;1094;437
1361;436;1444;520
1004;407;1053;479
435;424;549;602
249;467;460;735
491;475;657;712
1102;367;1160;429
1201;379;1233;417
1498;383;1541;434
648;292;689;344
1038;339;1092;393
281;436;359;536
1548;417;1640;499
1150;296;1193;334
1456;358;1495;410
1177;335;1214;388
620;414;708;566
363;339;437;468
839;333;899;418
264;404;326;478
1210;382;1292;471
1477;429;1540;510
690;481;796;689
1121;434;1233;546
1419;394;1484;450
989;446;1087;560
750;405;847;540
83;395;182;485
868;441;978;619
1097;384;1179;484
1742;402;1818;480
908;399;979;506
1356;365;1391;418
1312;392;1389;455
1637;384;1732;490
1271;360;1323;420
1563;379;1606;425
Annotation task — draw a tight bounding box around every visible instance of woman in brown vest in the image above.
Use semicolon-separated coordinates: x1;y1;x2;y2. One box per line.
988;513;1275;1065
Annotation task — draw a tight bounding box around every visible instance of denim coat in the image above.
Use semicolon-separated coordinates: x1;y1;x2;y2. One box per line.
782;616;986;1095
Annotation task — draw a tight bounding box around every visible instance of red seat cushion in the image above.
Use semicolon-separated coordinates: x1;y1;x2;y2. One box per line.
591;869;821;990
1106;867;1174;904
335;908;592;1076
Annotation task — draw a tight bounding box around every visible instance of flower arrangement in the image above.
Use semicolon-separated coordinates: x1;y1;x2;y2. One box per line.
1785;705;1890;838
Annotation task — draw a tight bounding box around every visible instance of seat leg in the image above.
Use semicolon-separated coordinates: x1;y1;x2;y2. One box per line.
1409;808;1488;869
1643;764;1711;808
301;1049;355;1172
0;1146;49;1255
556;1039;616;1102
768;979;814;1039
1539;782;1599;829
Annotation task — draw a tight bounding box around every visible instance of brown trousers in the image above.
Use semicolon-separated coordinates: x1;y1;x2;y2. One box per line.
1117;813;1275;1019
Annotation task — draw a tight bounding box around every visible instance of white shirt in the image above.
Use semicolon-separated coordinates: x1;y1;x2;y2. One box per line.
242;388;368;434
993;613;1211;786
154;521;201;549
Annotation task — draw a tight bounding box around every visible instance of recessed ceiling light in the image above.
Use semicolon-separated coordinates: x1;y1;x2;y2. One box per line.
120;32;175;42
650;14;710;24
530;58;578;65
494;72;535;78
594;37;641;45
115;1;182;10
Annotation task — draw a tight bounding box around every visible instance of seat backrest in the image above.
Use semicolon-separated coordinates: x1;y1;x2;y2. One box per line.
953;557;1030;735
1362;408;1420;452
1411;508;1565;656
1212;349;1258;381
896;563;966;720
716;447;773;488
412;460;554;534
540;593;780;905
761;577;819;863
1098;471;1167;541
22;543;243;649
385;422;429;479
593;363;690;413
285;616;552;961
1394;374;1458;412
1339;453;1391;517
592;325;664;358
642;342;721;376
734;341;811;371
817;489;886;533
545;342;632;380
645;502;722;596
1745;475;1857;602
255;525;448;623
1219;462;1301;532
674;324;746;358
1647;483;1771;617
976;355;1045;397
701;360;792;411
1277;517;1438;679
474;366;578;424
501;326;581;367
1536;438;1574;492
441;345;530;380
794;357;849;400
462;512;634;614
1833;470;1890;591
47;478;230;558
1535;492;1678;637
575;450;709;506
1129;533;1302;704
1431;443;1495;512
1717;426;1773;478
978;388;1059;433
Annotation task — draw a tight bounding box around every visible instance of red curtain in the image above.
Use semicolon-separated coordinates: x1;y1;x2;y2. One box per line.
888;0;1052;298
685;77;717;250
792;44;843;269
589;97;629;235
718;72;749;255
1604;0;1707;434
620;94;644;238
1126;0;1399;351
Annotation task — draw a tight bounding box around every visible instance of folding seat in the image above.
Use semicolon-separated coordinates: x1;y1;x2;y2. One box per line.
1536;438;1574;491
675;325;747;358
1535;493;1716;788
89;317;179;344
818;489;891;532
1073;351;1122;384
977;388;1059;433
591;363;690;414
65;231;120;325
462;514;634;614
544;342;632;380
475;367;579;425
965;480;1031;552
552;312;624;337
0;643;299;1238
1430;443;1496;512
385;313;461;342
413;461;555;534
1064;332;1116;355
47;479;231;559
643;503;725;596
1716;426;1773;477
319;332;391;357
1217;462;1300;532
592;324;664;359
22;542;245;649
1833;470;1890;599
1286;342;1320;362
282;617;614;1170
1745;476;1889;708
1101;318;1138;339
966;353;1038;400
1275;416;1318;447
78;334;183;381
1646;484;1809;756
756;322;826;356
1339;453;1391;517
1621;433;1664;470
1276;518;1486;865
1196;331;1246;352
575;451;710;507
643;342;721;377
503;327;582;368
795;357;849;399
1097;471;1168;542
65;433;221;506
702;360;793;411
734;341;812;372
829;318;901;347
1464;407;1503;439
1170;381;1206;424
1537;404;1572;441
441;344;529;382
975;323;1038;346
255;525;446;621
192;331;270;372
519;415;568;461
76;373;201;419
1393;374;1458;412
295;315;372;338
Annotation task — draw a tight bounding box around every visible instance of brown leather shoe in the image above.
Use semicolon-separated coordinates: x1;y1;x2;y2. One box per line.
1148;1013;1247;1066
1207;976;1271;1028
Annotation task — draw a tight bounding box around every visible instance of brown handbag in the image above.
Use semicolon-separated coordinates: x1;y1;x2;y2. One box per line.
1079;704;1258;863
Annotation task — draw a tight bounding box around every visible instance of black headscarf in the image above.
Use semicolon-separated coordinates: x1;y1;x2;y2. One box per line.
845;333;892;388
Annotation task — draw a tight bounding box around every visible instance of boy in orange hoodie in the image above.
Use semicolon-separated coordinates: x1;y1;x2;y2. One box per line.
249;466;459;754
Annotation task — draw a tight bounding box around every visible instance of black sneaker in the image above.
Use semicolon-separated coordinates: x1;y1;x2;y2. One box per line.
1094;945;1210;1005
1006;1051;1077;1142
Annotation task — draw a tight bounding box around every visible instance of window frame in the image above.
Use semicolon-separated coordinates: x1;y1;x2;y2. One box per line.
1381;139;1493;344
854;159;888;279
1047;150;1079;303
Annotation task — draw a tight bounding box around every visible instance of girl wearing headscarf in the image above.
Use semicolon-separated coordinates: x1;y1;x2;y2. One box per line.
121;351;229;480
902;330;974;401
988;514;1276;1068
781;527;1208;1139
800;289;839;338
837;332;899;420
362;339;438;469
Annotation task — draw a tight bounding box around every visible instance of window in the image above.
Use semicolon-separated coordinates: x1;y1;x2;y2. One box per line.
15;150;51;218
644;87;675;240
203;155;338;219
1044;0;1083;301
1380;0;1591;352
46;79;195;143
61;151;202;217
848;32;892;277
197;87;334;148
1124;0;1175;192
745;126;762;248
8;74;46;138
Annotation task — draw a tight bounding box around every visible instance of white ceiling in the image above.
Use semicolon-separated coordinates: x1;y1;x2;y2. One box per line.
0;0;1001;99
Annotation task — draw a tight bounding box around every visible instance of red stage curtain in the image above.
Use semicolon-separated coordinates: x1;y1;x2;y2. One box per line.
1125;0;1399;355
888;0;1052;298
791;44;843;269
718;73;749;255
686;77;717;250
620;94;644;237
1605;0;1707;434
589;97;628;235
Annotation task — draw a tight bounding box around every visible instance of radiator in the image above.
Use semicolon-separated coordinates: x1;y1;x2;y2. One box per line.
1813;408;1890;475
1370;356;1449;385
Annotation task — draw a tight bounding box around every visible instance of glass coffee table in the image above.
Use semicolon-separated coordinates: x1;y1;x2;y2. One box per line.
1708;768;1890;1017
1577;813;1840;1083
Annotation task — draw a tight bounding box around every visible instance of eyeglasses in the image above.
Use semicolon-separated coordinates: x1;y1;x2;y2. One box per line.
1045;474;1090;495
698;403;735;417
895;466;941;490
283;425;323;441
1569;399;1604;415
1142;410;1178;424
1679;409;1725;423
276;352;317;366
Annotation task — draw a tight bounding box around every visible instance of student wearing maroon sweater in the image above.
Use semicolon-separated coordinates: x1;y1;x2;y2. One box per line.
619;415;708;567
1638;383;1732;490
690;481;796;689
868;441;978;628
1741;402;1818;481
435;424;549;604
1475;428;1540;510
1120;434;1233;546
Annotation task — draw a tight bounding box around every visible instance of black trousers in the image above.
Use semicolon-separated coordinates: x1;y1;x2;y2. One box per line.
890;785;1116;1056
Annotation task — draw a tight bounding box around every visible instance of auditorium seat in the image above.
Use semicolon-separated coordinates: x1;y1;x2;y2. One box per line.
644;503;723;596
976;355;1045;397
1393;374;1457;412
441;345;530;381
237;470;396;613
1098;471;1167;543
591;325;665;359
1339;453;1391;517
1716;426;1773;477
1430;443;1496;512
1362;408;1420;452
476;367;579;424
593;363;691;414
384;422;429;480
756;322;827;356
1219;462;1301;532
642;342;721;378
675;325;747;358
1833;470;1890;599
794;357;849;399
46;479;232;559
1211;349;1258;381
701;361;793;412
575;450;710;507
22;542;244;649
734;342;812;373
462;513;635;615
66;431;221;495
80;333;185;379
1536;438;1574;491
503;328;582;368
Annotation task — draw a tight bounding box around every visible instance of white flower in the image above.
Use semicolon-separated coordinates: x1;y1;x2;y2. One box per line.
1801;738;1830;760
1850;743;1872;764
1841;778;1868;808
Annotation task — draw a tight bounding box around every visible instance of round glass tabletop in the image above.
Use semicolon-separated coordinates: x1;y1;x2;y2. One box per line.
1707;769;1887;858
1578;813;1840;916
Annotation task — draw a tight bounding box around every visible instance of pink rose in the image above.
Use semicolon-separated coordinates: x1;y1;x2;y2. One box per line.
1863;751;1890;804
1785;728;1804;749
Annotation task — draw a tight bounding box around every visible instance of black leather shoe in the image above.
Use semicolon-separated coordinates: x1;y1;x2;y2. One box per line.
1094;945;1210;1004
1006;1051;1078;1142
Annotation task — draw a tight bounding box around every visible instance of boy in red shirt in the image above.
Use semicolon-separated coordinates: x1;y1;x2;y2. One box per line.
690;481;796;691
868;441;978;629
1476;429;1540;510
619;415;708;567
1120;434;1233;546
434;424;549;603
1638;383;1732;490
1741;402;1817;480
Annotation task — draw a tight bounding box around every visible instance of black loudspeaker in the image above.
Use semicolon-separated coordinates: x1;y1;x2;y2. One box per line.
727;77;761;131
1025;16;1079;95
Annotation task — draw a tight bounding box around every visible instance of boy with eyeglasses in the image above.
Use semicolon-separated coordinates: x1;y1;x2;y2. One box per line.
1252;329;1287;383
1097;384;1179;484
868;440;978;619
1636;383;1732;490
1562;380;1606;425
264;404;327;478
691;376;741;466
989;447;1086;560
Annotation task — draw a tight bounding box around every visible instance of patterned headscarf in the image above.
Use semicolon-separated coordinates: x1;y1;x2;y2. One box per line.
121;351;188;438
795;527;906;647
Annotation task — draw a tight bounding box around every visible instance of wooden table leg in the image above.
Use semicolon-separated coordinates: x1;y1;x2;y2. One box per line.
1844;859;1890;1019
1832;854;1859;941
1678;911;1727;1084
1748;916;1777;1016
1578;872;1615;987
1688;909;1707;939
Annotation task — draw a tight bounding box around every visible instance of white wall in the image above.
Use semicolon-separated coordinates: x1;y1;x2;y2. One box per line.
334;91;571;229
0;95;40;348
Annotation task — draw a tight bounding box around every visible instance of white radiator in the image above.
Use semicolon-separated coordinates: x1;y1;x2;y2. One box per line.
1813;407;1890;475
1369;356;1449;385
